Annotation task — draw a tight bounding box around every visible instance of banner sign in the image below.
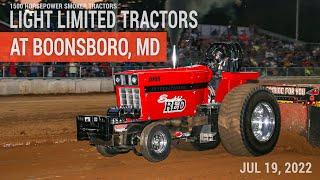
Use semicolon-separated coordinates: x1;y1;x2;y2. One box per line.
0;32;167;62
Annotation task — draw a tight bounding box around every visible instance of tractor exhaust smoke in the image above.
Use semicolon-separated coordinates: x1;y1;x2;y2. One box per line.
172;45;177;68
166;0;236;45
166;0;237;68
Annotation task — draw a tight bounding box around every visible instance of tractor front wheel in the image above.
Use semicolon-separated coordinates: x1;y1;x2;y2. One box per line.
218;84;281;156
140;123;171;162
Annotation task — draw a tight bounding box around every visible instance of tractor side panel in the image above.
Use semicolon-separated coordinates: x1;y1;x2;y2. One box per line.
143;88;208;120
215;72;260;103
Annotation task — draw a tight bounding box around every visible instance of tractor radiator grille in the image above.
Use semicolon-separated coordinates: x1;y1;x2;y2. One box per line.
119;88;141;109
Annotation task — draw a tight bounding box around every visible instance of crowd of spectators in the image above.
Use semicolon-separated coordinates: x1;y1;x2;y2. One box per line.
174;25;320;76
0;62;113;78
176;26;320;68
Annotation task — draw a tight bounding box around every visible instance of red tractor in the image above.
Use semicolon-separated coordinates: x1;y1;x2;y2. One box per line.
76;43;282;162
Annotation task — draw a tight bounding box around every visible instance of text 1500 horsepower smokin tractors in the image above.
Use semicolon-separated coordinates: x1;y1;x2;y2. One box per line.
76;43;282;162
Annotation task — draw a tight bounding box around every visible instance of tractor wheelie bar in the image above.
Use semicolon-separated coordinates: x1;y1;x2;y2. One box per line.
76;43;312;162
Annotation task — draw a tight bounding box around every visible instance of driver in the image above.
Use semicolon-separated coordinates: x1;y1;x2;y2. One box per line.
204;43;243;103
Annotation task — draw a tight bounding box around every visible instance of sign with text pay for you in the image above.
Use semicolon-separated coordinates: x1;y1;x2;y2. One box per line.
0;32;167;62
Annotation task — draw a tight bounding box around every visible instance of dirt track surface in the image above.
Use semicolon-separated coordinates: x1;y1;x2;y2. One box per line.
1;94;320;179
0;94;113;147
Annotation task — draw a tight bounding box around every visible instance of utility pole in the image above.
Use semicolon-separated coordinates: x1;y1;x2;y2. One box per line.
295;0;300;41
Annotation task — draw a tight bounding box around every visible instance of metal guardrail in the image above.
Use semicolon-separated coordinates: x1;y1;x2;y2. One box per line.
0;64;112;78
0;64;170;78
0;64;319;78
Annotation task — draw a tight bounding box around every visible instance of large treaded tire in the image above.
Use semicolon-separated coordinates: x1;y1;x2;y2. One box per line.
140;123;171;162
218;84;281;156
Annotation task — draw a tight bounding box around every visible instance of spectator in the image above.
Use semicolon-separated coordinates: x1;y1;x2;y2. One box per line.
47;65;54;77
0;63;3;77
30;63;39;77
239;31;249;42
93;63;100;77
16;63;24;77
69;62;78;77
8;62;16;77
100;63;112;77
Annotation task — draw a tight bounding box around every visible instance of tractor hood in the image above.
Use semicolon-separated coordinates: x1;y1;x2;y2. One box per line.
114;65;213;87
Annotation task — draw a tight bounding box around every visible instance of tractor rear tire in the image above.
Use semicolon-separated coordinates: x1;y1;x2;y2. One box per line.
218;84;281;156
140;123;171;162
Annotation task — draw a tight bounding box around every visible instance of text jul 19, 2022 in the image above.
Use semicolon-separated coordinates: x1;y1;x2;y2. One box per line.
0;32;167;62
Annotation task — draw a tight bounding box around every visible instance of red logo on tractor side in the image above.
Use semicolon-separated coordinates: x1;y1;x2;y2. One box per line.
157;94;186;113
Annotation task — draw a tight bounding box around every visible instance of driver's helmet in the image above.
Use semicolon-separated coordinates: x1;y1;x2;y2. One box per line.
213;49;224;61
205;46;226;62
204;42;243;72
205;46;227;71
